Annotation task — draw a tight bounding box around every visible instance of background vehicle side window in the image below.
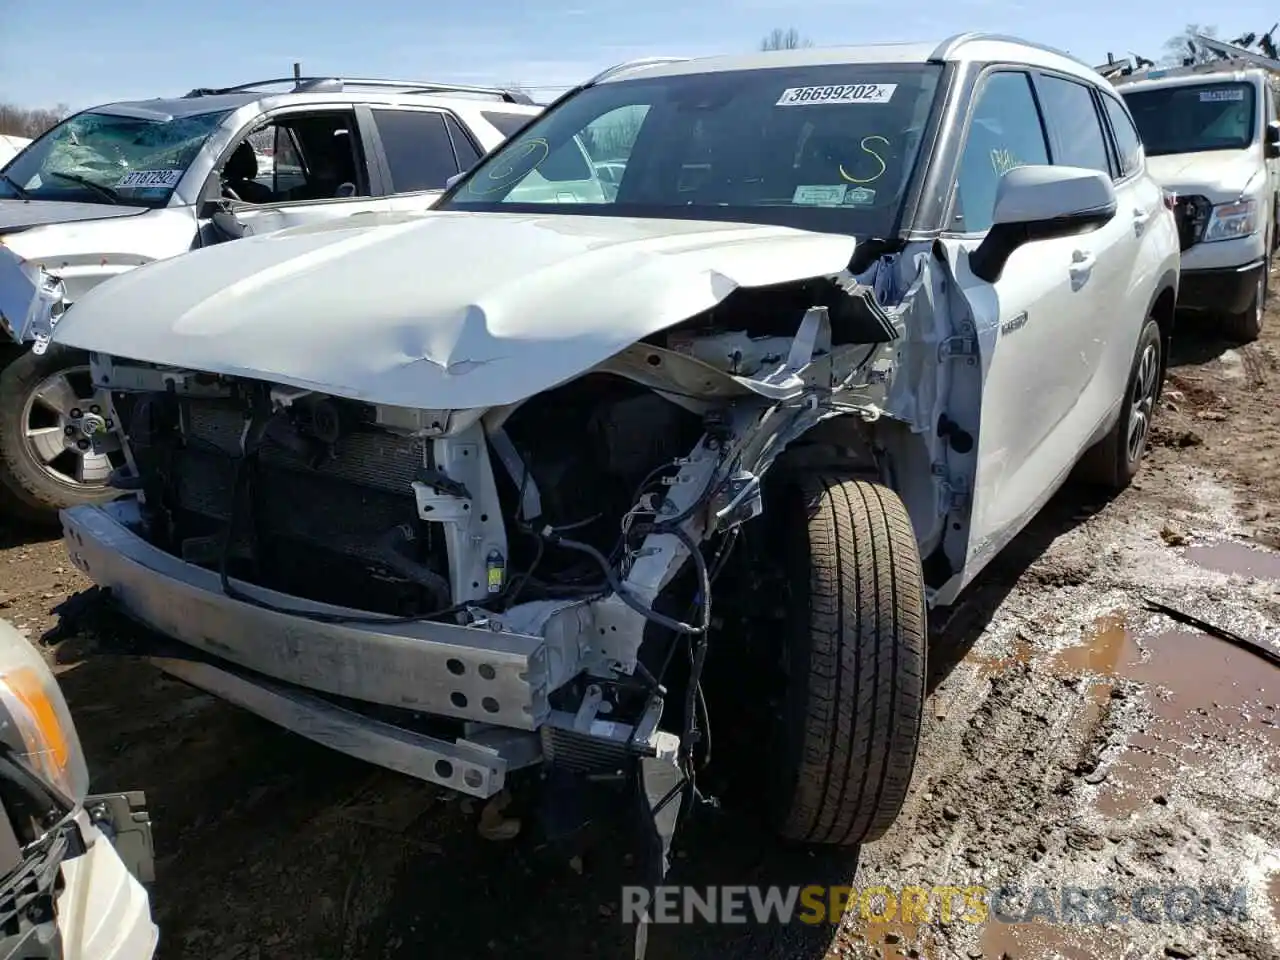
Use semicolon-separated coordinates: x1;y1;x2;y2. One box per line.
1102;95;1143;178
951;71;1049;234
1037;76;1111;175
229;111;366;204
371;110;458;193
442;114;482;171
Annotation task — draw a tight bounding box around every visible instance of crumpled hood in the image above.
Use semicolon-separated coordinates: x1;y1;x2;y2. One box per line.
52;211;858;409
0;199;148;235
1144;149;1261;203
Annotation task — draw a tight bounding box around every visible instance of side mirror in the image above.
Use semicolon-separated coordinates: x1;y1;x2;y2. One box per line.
1265;120;1280;158
970;165;1117;283
444;171;466;190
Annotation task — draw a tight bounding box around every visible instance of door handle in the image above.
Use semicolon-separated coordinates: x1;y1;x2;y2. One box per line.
1070;250;1096;272
1133;207;1151;233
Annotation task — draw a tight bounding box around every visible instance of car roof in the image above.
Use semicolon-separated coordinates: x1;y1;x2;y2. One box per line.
1115;66;1268;93
88;90;542;122
602;34;1105;89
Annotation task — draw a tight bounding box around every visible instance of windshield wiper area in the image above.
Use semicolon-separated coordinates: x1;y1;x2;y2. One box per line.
0;174;29;201
45;170;120;205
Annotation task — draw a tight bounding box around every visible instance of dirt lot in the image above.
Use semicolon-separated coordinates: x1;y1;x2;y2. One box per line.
3;294;1279;960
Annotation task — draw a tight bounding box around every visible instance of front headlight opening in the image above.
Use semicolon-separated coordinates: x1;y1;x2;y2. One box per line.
1202;199;1259;243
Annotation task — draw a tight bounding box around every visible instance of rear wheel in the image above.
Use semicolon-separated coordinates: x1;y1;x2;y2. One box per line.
768;476;926;847
0;346;123;525
1075;316;1162;491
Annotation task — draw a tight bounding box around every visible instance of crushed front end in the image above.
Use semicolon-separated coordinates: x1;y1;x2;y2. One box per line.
57;260;922;875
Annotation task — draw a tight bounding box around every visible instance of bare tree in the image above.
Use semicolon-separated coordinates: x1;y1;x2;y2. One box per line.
0;103;70;139
761;27;814;52
1160;24;1220;66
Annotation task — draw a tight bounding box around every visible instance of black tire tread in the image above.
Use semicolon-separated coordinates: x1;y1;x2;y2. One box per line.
1073;317;1162;491
777;476;926;846
0;346;111;525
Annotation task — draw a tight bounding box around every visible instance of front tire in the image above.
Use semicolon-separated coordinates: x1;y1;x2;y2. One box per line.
769;476;926;847
0;346;123;525
1222;264;1267;344
1074;316;1162;491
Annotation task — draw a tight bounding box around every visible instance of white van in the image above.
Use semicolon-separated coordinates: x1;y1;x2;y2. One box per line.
1116;61;1279;342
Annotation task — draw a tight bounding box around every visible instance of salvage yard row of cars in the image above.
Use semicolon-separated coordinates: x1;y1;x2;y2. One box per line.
0;31;1277;958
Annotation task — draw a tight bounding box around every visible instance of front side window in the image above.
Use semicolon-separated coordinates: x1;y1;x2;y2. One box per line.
951;72;1049;234
441;64;944;238
0;109;229;207
1037;76;1111;175
1121;82;1257;156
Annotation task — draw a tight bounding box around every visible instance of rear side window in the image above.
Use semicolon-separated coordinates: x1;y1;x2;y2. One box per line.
1036;76;1111;175
952;71;1050;233
482;111;534;138
371;110;458;192
443;114;481;170
1102;95;1142;177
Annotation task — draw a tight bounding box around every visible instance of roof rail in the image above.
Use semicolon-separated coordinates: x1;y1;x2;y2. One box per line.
182;77;537;105
584;57;690;86
929;32;1089;68
1110;57;1272;86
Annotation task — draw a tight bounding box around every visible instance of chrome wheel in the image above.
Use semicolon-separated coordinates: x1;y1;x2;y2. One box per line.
1126;340;1159;464
20;365;120;489
1254;274;1266;330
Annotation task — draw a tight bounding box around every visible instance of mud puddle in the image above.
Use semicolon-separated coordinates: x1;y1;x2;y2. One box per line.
1184;540;1280;581
1052;614;1279;818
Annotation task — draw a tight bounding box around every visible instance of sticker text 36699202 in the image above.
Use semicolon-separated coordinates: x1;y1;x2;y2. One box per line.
776;84;897;107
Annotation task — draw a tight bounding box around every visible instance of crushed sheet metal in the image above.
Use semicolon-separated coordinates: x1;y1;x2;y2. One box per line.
49;212;857;410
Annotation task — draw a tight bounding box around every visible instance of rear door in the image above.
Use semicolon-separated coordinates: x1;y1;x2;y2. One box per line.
937;69;1111;578
1033;72;1141;431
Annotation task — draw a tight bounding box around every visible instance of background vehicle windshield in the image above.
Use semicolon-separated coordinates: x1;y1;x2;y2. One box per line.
0;109;228;207
440;64;943;237
1121;82;1256;156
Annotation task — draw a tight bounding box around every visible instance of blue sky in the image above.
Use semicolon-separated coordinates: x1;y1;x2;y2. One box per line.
1;0;1277;109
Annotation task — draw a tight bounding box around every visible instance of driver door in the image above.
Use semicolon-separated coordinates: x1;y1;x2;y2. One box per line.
198;108;387;243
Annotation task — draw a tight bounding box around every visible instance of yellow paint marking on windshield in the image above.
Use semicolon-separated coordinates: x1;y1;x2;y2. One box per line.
837;135;889;185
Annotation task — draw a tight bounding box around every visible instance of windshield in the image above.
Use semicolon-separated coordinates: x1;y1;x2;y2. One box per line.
440;64;944;237
1121;82;1256;156
0;109;228;207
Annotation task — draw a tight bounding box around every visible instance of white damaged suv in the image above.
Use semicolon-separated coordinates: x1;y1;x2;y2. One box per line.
0;77;540;523
47;36;1178;859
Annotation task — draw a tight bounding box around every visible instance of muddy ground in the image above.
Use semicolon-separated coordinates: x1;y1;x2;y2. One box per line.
3;294;1279;960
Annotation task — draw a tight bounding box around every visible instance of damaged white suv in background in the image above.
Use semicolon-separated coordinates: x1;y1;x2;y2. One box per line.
47;35;1178;868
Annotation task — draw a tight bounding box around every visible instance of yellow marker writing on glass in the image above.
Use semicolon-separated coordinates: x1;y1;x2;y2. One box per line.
838;135;890;185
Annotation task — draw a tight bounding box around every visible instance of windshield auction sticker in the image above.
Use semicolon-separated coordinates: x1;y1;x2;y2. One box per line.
116;169;183;189
777;84;897;106
1199;88;1245;102
793;184;848;205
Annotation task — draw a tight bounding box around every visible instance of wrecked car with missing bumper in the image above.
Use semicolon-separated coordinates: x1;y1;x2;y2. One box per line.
46;34;1179;894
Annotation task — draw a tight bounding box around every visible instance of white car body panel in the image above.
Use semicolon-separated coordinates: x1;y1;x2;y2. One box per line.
59;812;158;960
0;206;198;302
0;135;31;166
50;212;858;410
940;168;1179;594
